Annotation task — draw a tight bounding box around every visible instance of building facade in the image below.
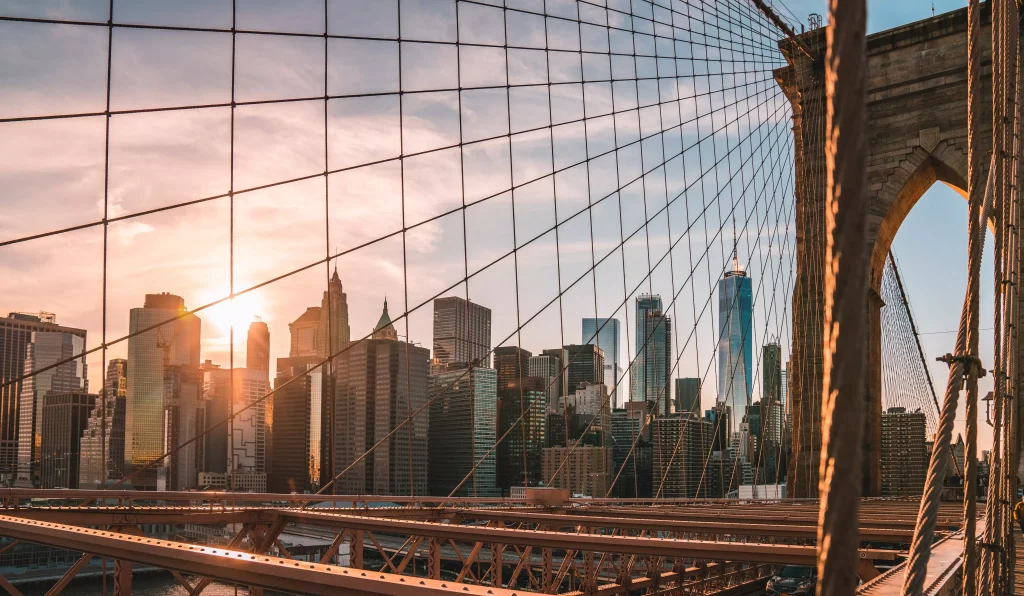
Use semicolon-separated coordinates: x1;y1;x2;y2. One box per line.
609;402;653;498
529;353;562;415
497;377;547;492
631;296;672;414
494;346;532;390
881;407;927;497
717;262;753;435
317;267;351;361
268;355;322;493
428;364;498;497
0;312;86;483
541;444;611;497
333;303;430;495
246;319;270;374
15;326;88;487
39;391;96;489
582;318;621;407
563;344;605;397
125;293;202;490
203;367;270;488
432;296;492;368
674;378;701;417
288;307;321;358
78;359;128;488
652;414;712;498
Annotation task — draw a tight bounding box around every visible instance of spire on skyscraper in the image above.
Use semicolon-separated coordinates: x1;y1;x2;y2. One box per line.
373;298;398;341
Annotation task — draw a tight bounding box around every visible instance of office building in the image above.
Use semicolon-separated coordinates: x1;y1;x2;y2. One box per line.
675;378;701;417
0;312;87;482
125;293;202;490
317;267;351;361
16;324;89;487
79;359;128;488
542;443;611;498
289;307;321;358
748;400;784;483
203;367;270;487
497;377;547;491
631;296;672;414
563;344;605;396
881;407;927;497
494;346;532;390
160;365;203;491
582;318;621;407
268;355;323;493
246;319;270;374
652;414;712;498
529;353;562;415
609;402;653;498
428;364;499;497
39;391;96;489
762;342;782;404
717;259;753;435
704;403;732;453
333;300;430;495
432;296;492;368
560;382;609;417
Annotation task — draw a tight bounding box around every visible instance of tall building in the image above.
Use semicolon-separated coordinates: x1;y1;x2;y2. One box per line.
203;367;270;487
582;318;621;407
717;259;753;435
39;391;96;489
317;267;351;361
762;343;782;404
428;364;499;497
494;346;532;390
652;414;713;498
161;365;203;490
542;443;611;497
432;296;492;368
125;293;202;490
563;344;605;396
560;382;608;417
16;326;88;487
881;407;927;497
529;353;562;415
288;307;321;358
704;403;732;453
79;359;128;488
333;300;430;495
609;402;652;498
0;312;86;481
497;377;547;491
268;355;322;493
674;378;701;417
246;319;270;374
631;296;672;414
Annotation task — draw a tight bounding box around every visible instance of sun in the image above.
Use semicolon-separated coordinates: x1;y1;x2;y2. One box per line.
204;292;266;334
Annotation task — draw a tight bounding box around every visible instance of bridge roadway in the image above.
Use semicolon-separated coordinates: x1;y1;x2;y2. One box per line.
0;493;970;594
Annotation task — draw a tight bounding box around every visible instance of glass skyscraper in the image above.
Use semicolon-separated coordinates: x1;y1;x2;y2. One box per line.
582;318;621;407
717;262;753;435
428;364;498;497
125;293;202;490
631;295;672;414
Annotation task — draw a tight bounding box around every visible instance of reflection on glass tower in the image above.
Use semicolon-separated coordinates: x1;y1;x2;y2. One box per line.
582;318;621;407
717;257;753;436
631;295;672;415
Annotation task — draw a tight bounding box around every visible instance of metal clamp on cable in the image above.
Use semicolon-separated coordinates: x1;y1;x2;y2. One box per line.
979;541;1006;554
937;353;987;378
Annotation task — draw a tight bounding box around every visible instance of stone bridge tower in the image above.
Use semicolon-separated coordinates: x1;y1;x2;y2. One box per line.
776;7;994;498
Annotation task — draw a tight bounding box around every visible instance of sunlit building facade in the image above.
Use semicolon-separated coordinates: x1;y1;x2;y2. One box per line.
79;359;128;488
125;293;201;490
203;368;270;488
432;296;492;368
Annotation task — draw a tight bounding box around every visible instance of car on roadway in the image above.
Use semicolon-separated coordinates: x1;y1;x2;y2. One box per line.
765;565;816;596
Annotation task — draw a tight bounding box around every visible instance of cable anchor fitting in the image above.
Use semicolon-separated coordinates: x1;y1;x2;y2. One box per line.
937;353;987;379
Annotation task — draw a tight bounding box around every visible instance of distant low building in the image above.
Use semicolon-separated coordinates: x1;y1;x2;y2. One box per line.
881;407;927;497
542;443;610;498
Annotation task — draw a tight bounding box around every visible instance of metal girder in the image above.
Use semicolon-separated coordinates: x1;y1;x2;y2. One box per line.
280;510;903;565
0;516;521;596
2;508;262;527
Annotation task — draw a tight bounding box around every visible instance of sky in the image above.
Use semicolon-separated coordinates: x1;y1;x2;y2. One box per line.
0;0;996;452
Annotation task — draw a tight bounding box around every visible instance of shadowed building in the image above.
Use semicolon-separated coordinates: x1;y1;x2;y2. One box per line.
39;391;96;489
497;376;547;492
494;346;532;390
432;297;492;368
268;355;322;493
652;414;712;498
246;319;270;374
0;312;86;484
428;364;498;497
78;359;128;489
631;296;672;414
881;407;927;497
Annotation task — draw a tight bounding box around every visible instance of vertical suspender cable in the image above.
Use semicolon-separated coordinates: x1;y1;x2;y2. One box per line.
816;0;868;593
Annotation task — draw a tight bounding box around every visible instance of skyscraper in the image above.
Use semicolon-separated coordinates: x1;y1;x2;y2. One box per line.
16;325;88;487
652;414;712;498
881;407;927;497
0;312;86;481
529;353;562;415
631;295;672;414
125;293;202;490
288;307;321;358
162;365;203;490
39;391;96;489
317;267;351;361
494;346;532;390
333;300;430;495
717;260;753;435
268;355;322;493
674;378;701;417
762;342;782;404
246;319;270;374
497;377;547;491
428;364;499;497
79;359;128;488
432;296;492;368
203;367;270;487
582;318;621;407
563;344;605;396
610;402;652;498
